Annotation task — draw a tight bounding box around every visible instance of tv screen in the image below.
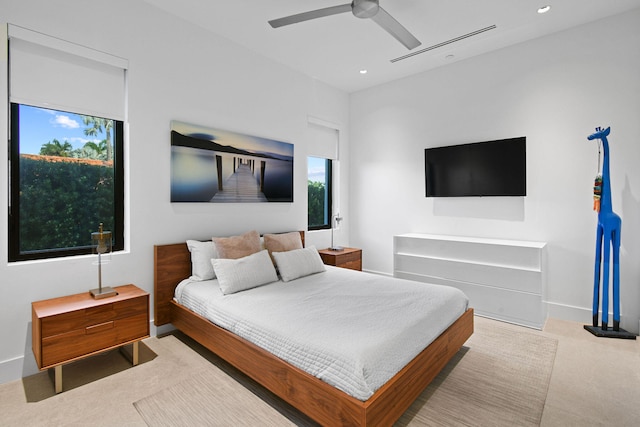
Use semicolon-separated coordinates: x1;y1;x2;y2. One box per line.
425;137;526;197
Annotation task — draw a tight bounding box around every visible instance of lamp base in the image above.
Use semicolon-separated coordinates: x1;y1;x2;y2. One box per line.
329;246;344;251
90;286;118;299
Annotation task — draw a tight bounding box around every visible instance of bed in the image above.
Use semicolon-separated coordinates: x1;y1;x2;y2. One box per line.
154;231;474;426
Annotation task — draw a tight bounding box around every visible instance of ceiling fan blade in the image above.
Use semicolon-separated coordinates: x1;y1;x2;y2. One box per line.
269;4;352;28
371;7;421;50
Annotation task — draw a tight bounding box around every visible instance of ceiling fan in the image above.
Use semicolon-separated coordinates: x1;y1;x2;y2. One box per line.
268;0;421;50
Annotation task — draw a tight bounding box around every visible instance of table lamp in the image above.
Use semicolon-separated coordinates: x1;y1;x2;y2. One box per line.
329;213;344;251
90;223;117;299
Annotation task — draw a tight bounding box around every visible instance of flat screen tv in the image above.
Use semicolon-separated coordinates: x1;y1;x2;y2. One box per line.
425;137;526;197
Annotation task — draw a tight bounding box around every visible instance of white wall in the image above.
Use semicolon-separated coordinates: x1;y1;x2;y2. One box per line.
349;10;640;332
0;0;349;384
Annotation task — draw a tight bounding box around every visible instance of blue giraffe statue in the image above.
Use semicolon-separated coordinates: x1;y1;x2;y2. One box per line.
584;126;635;339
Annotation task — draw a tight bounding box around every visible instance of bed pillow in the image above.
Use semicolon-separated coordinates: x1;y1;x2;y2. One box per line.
212;249;278;295
186;240;219;281
264;232;303;263
272;246;326;282
213;230;261;259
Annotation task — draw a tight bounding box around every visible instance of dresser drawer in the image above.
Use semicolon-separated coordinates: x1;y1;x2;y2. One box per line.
339;259;362;271
41;295;147;338
41;312;148;367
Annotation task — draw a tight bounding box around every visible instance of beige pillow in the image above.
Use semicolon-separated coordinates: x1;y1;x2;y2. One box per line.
213;230;261;259
264;232;303;261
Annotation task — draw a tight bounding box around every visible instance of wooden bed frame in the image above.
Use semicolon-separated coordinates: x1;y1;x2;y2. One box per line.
154;233;474;426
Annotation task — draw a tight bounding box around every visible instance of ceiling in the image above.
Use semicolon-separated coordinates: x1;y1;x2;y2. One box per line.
143;0;640;93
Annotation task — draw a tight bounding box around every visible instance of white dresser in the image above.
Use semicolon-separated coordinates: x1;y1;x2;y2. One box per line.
394;233;547;329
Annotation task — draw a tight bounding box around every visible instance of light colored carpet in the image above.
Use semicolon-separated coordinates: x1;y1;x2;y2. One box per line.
135;369;301;426
21;342;157;402
397;324;558;426
134;323;558;426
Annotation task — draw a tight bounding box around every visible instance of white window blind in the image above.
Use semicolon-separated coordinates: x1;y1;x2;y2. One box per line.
8;24;128;120
307;121;339;160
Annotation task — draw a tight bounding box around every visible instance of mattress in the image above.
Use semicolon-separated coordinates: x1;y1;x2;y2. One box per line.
175;265;468;401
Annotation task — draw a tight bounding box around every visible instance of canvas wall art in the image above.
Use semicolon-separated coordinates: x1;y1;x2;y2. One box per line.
170;121;294;203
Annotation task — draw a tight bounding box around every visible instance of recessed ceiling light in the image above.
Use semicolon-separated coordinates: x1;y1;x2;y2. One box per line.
359;69;368;74
538;5;551;14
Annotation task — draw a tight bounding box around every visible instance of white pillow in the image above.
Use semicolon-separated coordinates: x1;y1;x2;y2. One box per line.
212;250;278;295
272;246;326;282
186;240;219;281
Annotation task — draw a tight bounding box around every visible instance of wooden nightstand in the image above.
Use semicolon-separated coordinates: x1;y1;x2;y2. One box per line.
32;284;149;393
318;247;362;271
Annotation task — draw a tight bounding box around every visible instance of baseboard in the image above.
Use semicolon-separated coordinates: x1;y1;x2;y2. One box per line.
155;323;176;336
546;301;639;334
546;301;590;324
0;355;29;386
362;268;393;277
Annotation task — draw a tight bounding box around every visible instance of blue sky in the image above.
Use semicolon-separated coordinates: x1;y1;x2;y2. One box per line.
308;156;328;183
17;104;105;154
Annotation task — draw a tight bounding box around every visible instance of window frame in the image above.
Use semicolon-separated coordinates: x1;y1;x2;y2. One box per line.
307;157;333;231
8;103;125;262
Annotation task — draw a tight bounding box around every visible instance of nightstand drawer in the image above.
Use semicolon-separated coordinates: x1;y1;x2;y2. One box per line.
40;310;87;338
41;295;147;338
318;247;362;271
337;251;360;264
41;312;148;367
340;259;362;271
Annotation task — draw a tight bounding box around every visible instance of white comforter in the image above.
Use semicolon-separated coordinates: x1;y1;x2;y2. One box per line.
175;266;468;401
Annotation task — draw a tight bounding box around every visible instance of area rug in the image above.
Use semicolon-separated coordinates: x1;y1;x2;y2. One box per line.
397;322;558;426
133;360;308;426
134;321;557;426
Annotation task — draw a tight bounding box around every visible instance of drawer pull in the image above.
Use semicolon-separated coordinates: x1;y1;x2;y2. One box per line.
86;321;114;334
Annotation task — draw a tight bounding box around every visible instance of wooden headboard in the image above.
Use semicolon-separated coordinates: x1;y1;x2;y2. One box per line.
153;231;305;326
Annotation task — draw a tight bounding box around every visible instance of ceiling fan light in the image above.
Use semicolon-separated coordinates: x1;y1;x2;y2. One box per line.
352;0;380;19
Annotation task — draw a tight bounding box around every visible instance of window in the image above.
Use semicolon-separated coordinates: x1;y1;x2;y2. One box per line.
307;121;339;231
308;157;332;230
7;25;127;261
9;104;124;261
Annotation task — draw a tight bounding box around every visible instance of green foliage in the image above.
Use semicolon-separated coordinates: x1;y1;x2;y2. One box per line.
82;116;113;161
73;140;108;160
39;139;73;157
308;180;327;227
19;157;114;252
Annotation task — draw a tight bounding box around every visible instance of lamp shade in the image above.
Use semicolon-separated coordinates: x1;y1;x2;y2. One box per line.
90;223;116;299
330;213;344;251
92;224;112;256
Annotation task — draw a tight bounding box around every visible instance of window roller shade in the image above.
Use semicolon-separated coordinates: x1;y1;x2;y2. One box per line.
307;122;339;160
8;25;127;120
